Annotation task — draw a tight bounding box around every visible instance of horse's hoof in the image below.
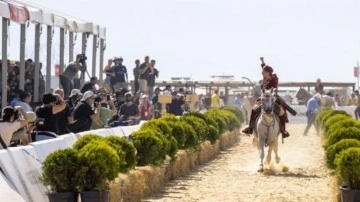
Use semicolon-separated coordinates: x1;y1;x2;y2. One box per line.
275;157;281;164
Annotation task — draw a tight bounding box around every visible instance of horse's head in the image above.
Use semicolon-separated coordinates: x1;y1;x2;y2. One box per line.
260;88;276;114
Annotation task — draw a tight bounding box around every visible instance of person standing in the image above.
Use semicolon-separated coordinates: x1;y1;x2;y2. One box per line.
147;59;159;99
133;59;140;93
103;59;115;94
211;89;220;109
138;56;154;95
112;57;128;91
60;54;83;99
354;90;360;119
303;93;321;136
315;78;324;94
348;93;357;106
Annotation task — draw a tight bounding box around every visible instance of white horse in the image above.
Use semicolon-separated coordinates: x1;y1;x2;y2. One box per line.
254;88;281;172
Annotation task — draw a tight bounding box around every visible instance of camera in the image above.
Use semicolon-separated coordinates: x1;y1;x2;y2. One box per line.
94;96;102;103
78;54;87;63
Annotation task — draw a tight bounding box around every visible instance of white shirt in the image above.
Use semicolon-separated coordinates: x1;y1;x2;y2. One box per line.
0;121;21;149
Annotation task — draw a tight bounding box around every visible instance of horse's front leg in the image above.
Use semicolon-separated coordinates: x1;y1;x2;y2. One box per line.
266;143;273;165
273;136;280;164
258;138;266;172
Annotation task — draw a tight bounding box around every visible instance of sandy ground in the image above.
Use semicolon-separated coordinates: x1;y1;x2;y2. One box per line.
143;124;336;202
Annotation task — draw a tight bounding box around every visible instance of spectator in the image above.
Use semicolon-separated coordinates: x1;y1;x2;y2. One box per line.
35;92;66;135
54;89;74;135
315;78;324;94
151;87;162;118
355;90;360;119
119;92;140;125
112;57;128;91
0;106;31;149
138;56;153;95
72;91;104;133
66;89;82;111
133;59;140;93
303;93;321;136
211;89;220;109
163;85;172;95
234;93;242;108
103;58;115;94
147;60;159;99
348;93;357;106
15;91;33;112
139;94;152;120
80;76;98;94
91;92;117;130
60;54;83;99
334;93;341;107
169;92;185;116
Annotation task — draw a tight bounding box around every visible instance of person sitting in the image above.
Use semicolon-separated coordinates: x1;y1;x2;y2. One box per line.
66;89;82;112
241;57;290;139
139;94;152;120
80;76;98;94
119;93;140;126
0;106;31;149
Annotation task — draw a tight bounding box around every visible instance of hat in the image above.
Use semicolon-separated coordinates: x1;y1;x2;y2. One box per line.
81;91;95;101
125;92;132;98
70;89;82;97
27;111;37;122
314;93;322;100
263;65;273;74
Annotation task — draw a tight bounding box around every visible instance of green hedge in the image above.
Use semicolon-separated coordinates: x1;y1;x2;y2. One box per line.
324;127;360;150
335;148;360;190
221;105;245;124
325;139;360;169
323;114;352;135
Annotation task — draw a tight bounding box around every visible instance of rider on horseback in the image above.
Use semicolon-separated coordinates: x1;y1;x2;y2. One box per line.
242;57;290;139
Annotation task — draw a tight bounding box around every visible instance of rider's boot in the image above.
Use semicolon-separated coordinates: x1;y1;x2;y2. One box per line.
242;110;258;135
279;115;290;138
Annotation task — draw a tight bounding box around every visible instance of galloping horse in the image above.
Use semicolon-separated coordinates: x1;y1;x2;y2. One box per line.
254;88;281;172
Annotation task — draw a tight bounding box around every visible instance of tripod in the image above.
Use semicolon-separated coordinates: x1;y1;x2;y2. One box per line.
79;62;91;87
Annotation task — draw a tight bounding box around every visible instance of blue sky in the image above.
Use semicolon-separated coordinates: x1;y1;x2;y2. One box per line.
5;0;360;84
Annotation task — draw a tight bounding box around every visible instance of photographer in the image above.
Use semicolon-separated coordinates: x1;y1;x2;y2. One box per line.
35;93;66;135
60;54;85;99
71;91;104;133
0;106;31;149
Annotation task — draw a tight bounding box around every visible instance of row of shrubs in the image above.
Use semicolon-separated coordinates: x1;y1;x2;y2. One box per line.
316;108;360;190
41;106;244;193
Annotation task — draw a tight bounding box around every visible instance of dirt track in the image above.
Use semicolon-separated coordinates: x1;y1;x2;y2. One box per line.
144;124;336;202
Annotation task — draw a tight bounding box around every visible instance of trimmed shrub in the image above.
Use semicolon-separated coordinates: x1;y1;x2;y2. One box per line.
160;114;179;123
170;121;186;149
325;119;360;138
324;127;360;149
221;105;245;124
40;148;79;192
335;147;360;190
325;139;360;169
77;141;120;191
315;107;333;127
218;110;241;131
205;109;227;134
323;114;352;135
320;110;350;129
132;129;167;166
103;136;136;173
182;123;199;149
180;116;208;142
208;125;220;144
73;134;104;151
140;119;178;158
